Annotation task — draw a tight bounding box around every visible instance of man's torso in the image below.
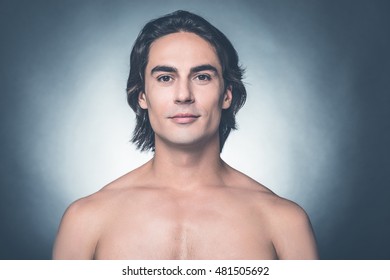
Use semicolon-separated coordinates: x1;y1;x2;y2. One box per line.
91;181;278;259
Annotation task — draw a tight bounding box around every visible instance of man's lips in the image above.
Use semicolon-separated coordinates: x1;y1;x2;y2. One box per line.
171;113;200;118
169;113;200;124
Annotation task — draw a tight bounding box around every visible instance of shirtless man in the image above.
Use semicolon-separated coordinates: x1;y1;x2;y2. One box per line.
53;10;318;260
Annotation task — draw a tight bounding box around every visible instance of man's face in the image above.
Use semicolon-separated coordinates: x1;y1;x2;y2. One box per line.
139;32;232;150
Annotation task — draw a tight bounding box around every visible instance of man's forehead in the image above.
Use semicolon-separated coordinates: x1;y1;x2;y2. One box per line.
146;32;221;72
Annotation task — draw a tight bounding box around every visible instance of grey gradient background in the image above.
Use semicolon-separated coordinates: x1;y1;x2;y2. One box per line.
1;0;389;259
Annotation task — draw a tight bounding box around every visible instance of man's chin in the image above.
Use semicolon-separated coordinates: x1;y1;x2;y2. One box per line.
157;136;217;151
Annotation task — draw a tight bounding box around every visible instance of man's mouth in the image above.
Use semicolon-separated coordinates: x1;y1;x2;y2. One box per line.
169;113;200;124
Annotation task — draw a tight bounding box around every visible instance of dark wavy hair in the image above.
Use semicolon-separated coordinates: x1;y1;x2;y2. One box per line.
126;10;246;152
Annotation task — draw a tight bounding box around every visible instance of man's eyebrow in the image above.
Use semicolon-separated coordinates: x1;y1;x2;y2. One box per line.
151;65;178;75
190;64;219;75
150;64;219;75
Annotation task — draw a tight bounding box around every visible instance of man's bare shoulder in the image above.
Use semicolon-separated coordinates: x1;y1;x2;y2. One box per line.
52;192;105;259
53;165;150;259
235;170;311;225
225;164;306;213
261;191;318;259
224;165;318;259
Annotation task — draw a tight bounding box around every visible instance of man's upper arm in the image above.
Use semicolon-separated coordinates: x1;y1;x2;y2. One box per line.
271;200;319;260
52;199;99;259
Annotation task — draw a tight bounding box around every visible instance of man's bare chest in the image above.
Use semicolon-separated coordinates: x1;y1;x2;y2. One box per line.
94;198;276;259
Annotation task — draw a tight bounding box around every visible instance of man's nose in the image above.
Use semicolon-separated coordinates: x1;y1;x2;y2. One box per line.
174;80;194;104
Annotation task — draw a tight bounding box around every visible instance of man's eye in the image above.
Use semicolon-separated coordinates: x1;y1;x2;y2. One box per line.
157;75;173;82
195;74;211;81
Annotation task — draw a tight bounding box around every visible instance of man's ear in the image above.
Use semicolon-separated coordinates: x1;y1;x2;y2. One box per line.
222;86;233;109
138;91;148;109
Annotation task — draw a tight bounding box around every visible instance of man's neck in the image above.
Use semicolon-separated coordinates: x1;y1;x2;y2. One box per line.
148;138;227;190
